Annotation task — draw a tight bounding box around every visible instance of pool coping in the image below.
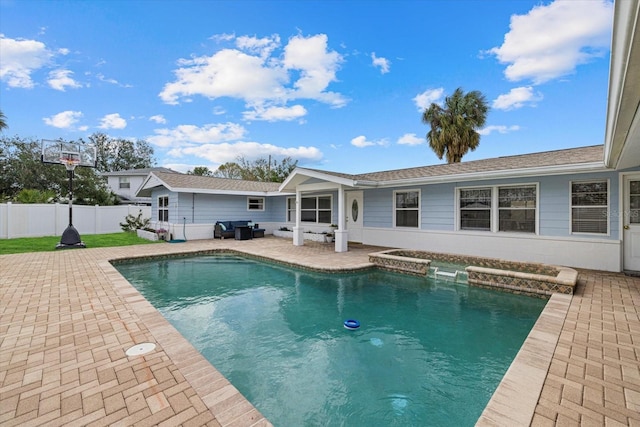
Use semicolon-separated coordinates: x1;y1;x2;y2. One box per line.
106;245;569;427
476;292;572;425
98;257;273;427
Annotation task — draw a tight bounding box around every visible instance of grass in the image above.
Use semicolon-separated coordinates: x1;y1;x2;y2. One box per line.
0;232;163;255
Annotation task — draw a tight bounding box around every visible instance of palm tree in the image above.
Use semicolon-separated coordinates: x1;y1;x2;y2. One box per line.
422;88;489;163
0;110;7;132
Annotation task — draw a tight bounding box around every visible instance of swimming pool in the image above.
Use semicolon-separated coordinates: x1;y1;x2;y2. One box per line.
116;254;546;426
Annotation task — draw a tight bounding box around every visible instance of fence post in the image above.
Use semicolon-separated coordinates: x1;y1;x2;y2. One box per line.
6;202;12;239
95;204;99;234
55;203;60;236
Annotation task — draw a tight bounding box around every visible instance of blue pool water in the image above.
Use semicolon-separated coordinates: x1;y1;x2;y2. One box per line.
116;254;546;426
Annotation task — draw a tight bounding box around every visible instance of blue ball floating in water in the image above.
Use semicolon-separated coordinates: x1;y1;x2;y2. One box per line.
344;319;360;330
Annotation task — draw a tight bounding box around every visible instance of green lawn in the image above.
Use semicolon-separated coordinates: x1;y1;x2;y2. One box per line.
0;232;163;255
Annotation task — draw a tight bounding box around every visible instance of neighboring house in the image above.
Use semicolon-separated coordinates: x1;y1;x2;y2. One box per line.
137;1;639;273
102;167;180;204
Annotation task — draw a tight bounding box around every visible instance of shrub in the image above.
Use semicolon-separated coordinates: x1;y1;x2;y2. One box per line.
120;210;150;232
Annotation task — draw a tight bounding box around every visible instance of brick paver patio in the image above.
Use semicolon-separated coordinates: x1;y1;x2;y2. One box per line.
1;237;638;426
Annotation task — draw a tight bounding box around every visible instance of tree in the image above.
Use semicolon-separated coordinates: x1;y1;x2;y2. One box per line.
212;156;298;183
0;110;7;132
0;135;118;204
188;166;213;176
88;132;155;172
422;87;489;163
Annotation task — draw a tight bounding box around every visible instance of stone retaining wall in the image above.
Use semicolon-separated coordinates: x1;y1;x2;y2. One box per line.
369;249;577;297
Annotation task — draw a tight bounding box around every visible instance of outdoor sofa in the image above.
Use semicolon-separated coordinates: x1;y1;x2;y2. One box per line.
214;220;265;239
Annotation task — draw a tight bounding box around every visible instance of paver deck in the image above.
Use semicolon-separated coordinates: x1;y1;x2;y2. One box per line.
1;236;639;426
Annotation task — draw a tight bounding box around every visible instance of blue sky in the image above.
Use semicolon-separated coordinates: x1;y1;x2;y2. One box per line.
0;0;613;174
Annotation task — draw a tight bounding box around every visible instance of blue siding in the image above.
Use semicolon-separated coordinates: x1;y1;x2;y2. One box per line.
150;190;289;224
364;188;393;228
362;171;628;241
422;183;456;230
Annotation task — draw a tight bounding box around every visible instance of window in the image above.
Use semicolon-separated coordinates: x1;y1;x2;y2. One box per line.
498;186;537;232
457;184;538;233
571;180;608;234
459;188;491;231
248;197;265;211
158;196;169;222
394;190;419;227
287;195;332;223
119;177;130;189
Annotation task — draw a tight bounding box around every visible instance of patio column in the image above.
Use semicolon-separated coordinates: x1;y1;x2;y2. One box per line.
334;185;348;252
293;189;304;246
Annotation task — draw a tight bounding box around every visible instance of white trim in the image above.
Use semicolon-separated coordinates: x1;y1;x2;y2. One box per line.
456;182;540;234
393;188;421;228
157;194;169;222
286;193;333;224
247;196;265;211
569;178;610;237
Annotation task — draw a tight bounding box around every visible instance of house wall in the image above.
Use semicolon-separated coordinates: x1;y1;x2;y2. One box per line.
361;170;635;271
149;190;290;240
106;175;148;202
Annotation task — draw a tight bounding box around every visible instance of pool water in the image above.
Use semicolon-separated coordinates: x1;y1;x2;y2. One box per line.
116;255;546;426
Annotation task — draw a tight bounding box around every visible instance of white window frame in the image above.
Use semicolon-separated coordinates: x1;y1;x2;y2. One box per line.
570;179;610;235
497;184;538;233
286;194;333;224
458;186;492;231
456;183;539;234
119;177;130;189
158;195;169;222
247;197;265;211
393;189;421;228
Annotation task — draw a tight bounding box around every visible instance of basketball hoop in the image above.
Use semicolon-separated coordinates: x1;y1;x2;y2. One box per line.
60;156;80;171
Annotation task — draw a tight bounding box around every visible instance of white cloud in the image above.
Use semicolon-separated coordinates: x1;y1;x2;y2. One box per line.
212;106;226;115
43;110;83;129
478;125;521;136
489;0;613;84
236;34;280;58
173;141;323;165
493;86;543;110
0;35;53;88
243;104;307;122
47;69;82;91
210;33;235;43
98;113;127;129
96;73;132;88
160;48;288;105
413;88;444;111
371;52;391;74
149;115;166;124
148;122;247;147
283;34;346;107
159;32;347;119
350;135;388;148
397;133;424;146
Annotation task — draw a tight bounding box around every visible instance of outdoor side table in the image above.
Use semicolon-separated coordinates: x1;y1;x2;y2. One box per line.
235;226;252;240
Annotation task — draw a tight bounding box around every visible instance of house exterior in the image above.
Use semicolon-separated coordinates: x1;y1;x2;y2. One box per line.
102;167;179;204
137;172;293;240
137;0;639;273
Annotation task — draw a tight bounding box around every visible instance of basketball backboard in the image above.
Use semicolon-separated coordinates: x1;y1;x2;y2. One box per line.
41;140;97;168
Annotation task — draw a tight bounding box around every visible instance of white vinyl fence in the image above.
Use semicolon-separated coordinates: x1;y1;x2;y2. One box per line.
0;203;152;239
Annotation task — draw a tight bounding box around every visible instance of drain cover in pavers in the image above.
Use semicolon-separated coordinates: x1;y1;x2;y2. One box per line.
125;342;156;356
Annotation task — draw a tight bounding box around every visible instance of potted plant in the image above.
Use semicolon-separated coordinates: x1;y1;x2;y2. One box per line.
156;228;168;240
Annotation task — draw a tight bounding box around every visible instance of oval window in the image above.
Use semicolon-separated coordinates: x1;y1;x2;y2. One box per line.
351;199;359;222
